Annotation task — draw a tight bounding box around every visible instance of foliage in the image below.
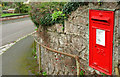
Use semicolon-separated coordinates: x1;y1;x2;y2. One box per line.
39;14;55;27
29;2;88;28
61;27;64;30
2;2;12;10
2;2;30;13
42;72;47;76
51;11;66;25
15;2;30;13
97;0;103;6
32;41;37;59
35;28;38;31
52;11;66;21
80;70;84;76
101;73;106;75
62;2;88;15
29;2;66;28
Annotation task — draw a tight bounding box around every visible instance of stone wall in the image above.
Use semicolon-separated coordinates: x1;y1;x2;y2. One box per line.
35;2;119;75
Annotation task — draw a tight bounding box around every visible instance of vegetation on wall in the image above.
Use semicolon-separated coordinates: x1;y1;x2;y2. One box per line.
29;2;88;28
29;2;66;28
62;2;88;15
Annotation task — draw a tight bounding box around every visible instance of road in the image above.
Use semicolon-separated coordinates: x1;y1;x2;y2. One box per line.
1;17;36;46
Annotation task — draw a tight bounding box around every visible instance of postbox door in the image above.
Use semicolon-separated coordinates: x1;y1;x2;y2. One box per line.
89;9;114;75
90;26;112;74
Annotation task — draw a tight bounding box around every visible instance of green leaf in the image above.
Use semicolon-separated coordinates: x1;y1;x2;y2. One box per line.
42;72;47;76
101;73;106;75
62;27;64;30
62;14;65;16
80;70;84;75
35;28;38;31
34;56;37;59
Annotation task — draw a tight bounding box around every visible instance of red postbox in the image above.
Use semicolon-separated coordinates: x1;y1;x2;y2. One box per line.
89;9;114;75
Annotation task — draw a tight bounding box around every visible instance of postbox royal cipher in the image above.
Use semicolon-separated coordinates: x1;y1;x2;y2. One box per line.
89;9;115;75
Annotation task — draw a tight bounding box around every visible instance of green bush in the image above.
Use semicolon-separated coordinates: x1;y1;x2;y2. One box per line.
2;2;13;10
29;2;66;28
51;11;66;25
15;2;30;13
29;2;88;28
39;14;55;27
52;11;66;21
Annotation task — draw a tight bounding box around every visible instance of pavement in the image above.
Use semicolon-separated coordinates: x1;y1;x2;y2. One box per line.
1;35;35;75
1;17;36;46
0;43;15;55
0;17;37;75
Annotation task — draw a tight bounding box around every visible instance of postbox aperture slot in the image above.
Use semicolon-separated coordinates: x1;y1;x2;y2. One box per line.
91;16;110;24
91;19;108;23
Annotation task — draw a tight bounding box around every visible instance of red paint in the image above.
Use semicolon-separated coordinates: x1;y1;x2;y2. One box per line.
56;58;59;60
72;69;74;71
79;69;81;71
89;9;114;75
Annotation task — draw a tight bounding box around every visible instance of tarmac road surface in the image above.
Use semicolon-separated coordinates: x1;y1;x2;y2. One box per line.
1;17;36;46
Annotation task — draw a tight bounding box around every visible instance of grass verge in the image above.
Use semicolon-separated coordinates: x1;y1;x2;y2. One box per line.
1;13;28;17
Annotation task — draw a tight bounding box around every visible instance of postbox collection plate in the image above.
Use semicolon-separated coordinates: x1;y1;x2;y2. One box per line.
89;9;114;75
96;29;105;46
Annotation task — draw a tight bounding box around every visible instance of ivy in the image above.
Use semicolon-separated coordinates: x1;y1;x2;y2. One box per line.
52;11;66;21
30;2;66;28
39;14;55;27
62;2;88;15
30;2;88;28
30;15;39;28
97;0;103;6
